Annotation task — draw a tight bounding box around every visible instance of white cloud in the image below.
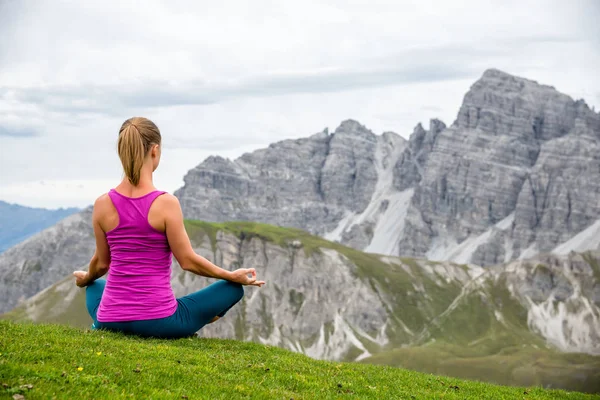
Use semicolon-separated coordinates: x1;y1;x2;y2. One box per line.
0;0;598;208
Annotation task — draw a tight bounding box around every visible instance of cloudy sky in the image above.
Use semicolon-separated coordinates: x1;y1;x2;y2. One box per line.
1;0;599;209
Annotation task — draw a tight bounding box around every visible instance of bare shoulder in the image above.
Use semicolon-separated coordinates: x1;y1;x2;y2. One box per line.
156;193;181;207
91;193;114;225
93;193;119;231
154;193;183;217
93;193;111;211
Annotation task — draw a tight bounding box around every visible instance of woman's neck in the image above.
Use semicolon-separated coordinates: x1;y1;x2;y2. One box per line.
118;166;156;195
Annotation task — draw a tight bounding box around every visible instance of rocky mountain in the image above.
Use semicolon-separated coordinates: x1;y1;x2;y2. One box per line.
175;69;600;265
0;200;79;254
175;120;409;253
401;69;600;266
3;221;600;392
175;121;406;251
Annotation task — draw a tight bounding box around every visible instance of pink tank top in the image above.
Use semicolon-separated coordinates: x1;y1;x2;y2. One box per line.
97;189;177;322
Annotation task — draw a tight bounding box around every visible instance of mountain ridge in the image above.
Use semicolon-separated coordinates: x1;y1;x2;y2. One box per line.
175;68;600;265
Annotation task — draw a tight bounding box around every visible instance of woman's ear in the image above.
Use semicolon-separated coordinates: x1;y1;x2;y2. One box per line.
151;144;160;158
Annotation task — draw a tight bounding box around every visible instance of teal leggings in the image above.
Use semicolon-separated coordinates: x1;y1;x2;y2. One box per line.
85;279;244;339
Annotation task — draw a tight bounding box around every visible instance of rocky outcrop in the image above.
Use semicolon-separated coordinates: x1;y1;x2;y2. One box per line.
418;250;600;355
511;133;600;257
392;118;446;191
176;120;408;243
406;70;600;264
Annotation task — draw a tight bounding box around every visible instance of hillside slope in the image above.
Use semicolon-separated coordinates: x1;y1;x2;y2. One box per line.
3;221;600;392
1;321;598;399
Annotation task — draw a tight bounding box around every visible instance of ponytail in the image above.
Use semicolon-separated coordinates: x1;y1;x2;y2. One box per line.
117;117;162;186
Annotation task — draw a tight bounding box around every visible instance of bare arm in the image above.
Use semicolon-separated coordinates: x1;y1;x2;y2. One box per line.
163;195;233;278
74;196;111;287
163;195;265;286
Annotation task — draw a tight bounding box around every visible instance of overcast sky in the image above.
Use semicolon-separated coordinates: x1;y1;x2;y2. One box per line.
1;0;599;209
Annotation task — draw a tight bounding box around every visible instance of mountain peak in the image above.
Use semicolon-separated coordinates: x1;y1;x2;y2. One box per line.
481;67;524;80
455;68;582;139
201;155;232;166
334;119;372;135
412;122;426;135
477;68;554;91
429;118;446;133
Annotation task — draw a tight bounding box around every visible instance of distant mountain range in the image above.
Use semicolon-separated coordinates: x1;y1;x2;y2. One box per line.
0;201;79;254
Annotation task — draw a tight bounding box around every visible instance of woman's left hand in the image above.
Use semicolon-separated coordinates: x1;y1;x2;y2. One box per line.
73;271;90;287
229;268;266;287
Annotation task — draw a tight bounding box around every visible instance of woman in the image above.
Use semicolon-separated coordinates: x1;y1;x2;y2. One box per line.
73;117;265;338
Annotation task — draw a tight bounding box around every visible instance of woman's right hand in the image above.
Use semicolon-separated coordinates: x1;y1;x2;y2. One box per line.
73;270;91;287
229;268;266;287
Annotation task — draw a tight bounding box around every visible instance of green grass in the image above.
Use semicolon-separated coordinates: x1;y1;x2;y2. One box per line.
363;342;600;394
421;279;536;348
1;321;598;400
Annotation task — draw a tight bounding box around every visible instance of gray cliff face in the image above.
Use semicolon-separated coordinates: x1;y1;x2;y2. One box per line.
320;121;379;212
493;251;600;354
176;120;405;239
392;119;446;192
176;232;390;360
511;132;600;256
395;69;600;264
455;69;581;140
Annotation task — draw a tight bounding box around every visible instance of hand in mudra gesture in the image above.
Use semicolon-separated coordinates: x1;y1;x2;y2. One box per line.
73;270;90;287
230;268;265;287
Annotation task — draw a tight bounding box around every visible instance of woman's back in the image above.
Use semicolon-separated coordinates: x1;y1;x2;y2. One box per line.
96;188;177;322
74;116;262;338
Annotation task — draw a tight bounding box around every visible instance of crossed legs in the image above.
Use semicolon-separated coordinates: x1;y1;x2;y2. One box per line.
85;279;244;338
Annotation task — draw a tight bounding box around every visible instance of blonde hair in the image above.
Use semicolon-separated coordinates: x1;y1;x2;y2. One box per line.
117;117;161;186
